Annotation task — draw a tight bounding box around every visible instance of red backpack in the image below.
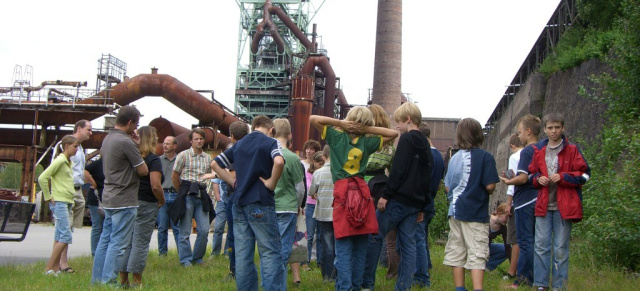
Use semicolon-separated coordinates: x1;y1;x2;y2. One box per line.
345;177;372;228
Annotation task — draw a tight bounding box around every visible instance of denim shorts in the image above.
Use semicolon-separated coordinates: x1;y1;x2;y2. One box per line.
50;201;73;244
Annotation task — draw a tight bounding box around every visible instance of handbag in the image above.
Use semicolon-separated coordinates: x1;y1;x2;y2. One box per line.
288;213;308;263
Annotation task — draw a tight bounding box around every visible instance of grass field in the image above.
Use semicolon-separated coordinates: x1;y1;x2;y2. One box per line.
1;242;637;290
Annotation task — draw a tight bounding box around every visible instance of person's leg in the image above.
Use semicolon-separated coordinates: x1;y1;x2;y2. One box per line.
277;212;297;288
334;236;357;291
471;269;485;291
461;221;490;291
305;203;317;264
362;203;395;289
413;219;430;287
350;234;369;290
515;203;535;285
506;209;519;277
47;202;72;272
233;203;259;290
191;198;210;264
178;195;195;266
156;191;172;255
211;200;227;255
318;221;337;280
534;213;553;288
59;203;74;270
100;208;137;285
487;243;507;271
248;203;283;291
92;209;113;284
395;204;419;291
551;210;572;290
225;199;235;276
71;188;86;229
89;205;104;257
126;201;158;285
452;267;465;289
443;218;469;290
385;229;399;279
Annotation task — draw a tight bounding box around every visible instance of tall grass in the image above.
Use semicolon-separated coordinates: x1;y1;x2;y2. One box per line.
1;242;637;290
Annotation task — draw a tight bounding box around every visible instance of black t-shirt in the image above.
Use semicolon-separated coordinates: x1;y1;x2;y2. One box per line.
85;158;105;206
138;153;163;202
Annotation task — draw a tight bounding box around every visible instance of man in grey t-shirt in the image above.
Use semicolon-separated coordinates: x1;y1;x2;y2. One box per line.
91;106;149;286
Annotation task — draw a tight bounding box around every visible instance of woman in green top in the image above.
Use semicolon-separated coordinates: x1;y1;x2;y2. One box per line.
38;135;79;275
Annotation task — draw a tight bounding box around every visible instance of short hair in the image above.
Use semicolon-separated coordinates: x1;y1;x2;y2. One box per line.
272;118;291;139
251;115;273;131
394;102;422;126
518;114;541;136
492;203;509;216
73;120;90;133
229;121;249;141
322;144;330;158
419;122;431;139
138;126;158;158
189;128;206;140
115;106;141;126
369;104;390;128
56;135;78;158
543;112;565;127
345;106;374;127
303;139;321;154
456;118;484;150
509;133;523;148
308;152;325;173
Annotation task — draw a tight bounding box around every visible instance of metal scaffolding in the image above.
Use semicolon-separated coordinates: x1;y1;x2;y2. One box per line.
234;0;324;122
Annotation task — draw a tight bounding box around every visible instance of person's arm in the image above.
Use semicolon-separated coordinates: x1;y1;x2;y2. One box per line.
381;135;410;206
361;125;398;143
486;183;497;194
309;115;361;133
212;161;234;186
150;171;165;206
212;180;221;202
135;163;149;177
84;170;98;190
38;158;61;202
172;171;181;192
259;156;285;191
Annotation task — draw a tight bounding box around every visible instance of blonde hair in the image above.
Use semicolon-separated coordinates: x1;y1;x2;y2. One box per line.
492;203;510;216
369;104;390;128
345;106;374;127
394;102;422;126
56;135;78;158
138;126;158;158
518;114;541;136
272;118;291;139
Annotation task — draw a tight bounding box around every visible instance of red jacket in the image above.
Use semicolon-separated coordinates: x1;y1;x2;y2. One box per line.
529;136;590;222
332;177;379;239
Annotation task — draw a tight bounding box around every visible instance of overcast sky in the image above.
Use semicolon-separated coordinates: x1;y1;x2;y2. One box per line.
0;0;560;129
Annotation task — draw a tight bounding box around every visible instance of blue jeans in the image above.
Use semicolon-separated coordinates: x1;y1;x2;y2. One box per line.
91;207;137;285
334;234;368;291
225;198;235;275
487;243;508;270
515;203;535;285
276;212;297;290
51;201;73;244
88;205;104;256
317;221;336;280
534;210;572;290
233;203;283;291
178;195;210;266
211;199;228;255
157;191;179;255
305;203;323;264
413;210;434;287
363;199;420;291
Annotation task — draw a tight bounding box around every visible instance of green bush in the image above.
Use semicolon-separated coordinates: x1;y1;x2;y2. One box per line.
429;183;450;241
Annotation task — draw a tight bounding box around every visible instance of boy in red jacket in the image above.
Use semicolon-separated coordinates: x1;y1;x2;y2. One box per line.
529;113;590;291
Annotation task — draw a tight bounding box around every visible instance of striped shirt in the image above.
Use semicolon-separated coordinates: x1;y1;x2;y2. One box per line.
173;147;213;183
311;163;334;222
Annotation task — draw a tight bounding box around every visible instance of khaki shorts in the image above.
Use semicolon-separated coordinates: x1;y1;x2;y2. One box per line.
443;217;489;270
507;212;518;245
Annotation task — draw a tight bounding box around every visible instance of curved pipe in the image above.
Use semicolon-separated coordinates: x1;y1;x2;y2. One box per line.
300;55;336;117
267;5;313;51
251;1;285;54
0;80;88;93
77;73;244;136
173;127;231;154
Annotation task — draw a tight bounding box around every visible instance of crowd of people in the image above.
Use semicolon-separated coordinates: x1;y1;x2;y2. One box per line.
36;104;590;291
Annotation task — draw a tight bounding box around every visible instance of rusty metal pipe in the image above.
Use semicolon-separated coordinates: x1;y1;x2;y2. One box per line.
77;74;244;136
173;127;230;154
300;56;336;118
267;5;313;51
251;0;285;54
290;75;315;151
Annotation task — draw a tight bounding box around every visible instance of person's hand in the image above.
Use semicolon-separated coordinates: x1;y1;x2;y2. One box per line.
341;120;362;134
157;199;165;208
499;176;511;184
201;173;216;180
377;197;388;211
549;174;561;184
505;204;512;215
538;176;550;186
259;176;278;191
416;212;424;223
49;197;55;206
131;129;141;145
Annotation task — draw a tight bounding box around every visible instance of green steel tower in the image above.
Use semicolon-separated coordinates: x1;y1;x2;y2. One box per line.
234;0;324;122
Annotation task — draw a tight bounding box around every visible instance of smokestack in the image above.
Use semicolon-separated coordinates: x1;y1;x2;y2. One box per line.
151;67;158;74
371;0;402;116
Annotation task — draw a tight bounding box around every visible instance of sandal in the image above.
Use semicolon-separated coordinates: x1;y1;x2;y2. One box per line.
61;267;76;273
